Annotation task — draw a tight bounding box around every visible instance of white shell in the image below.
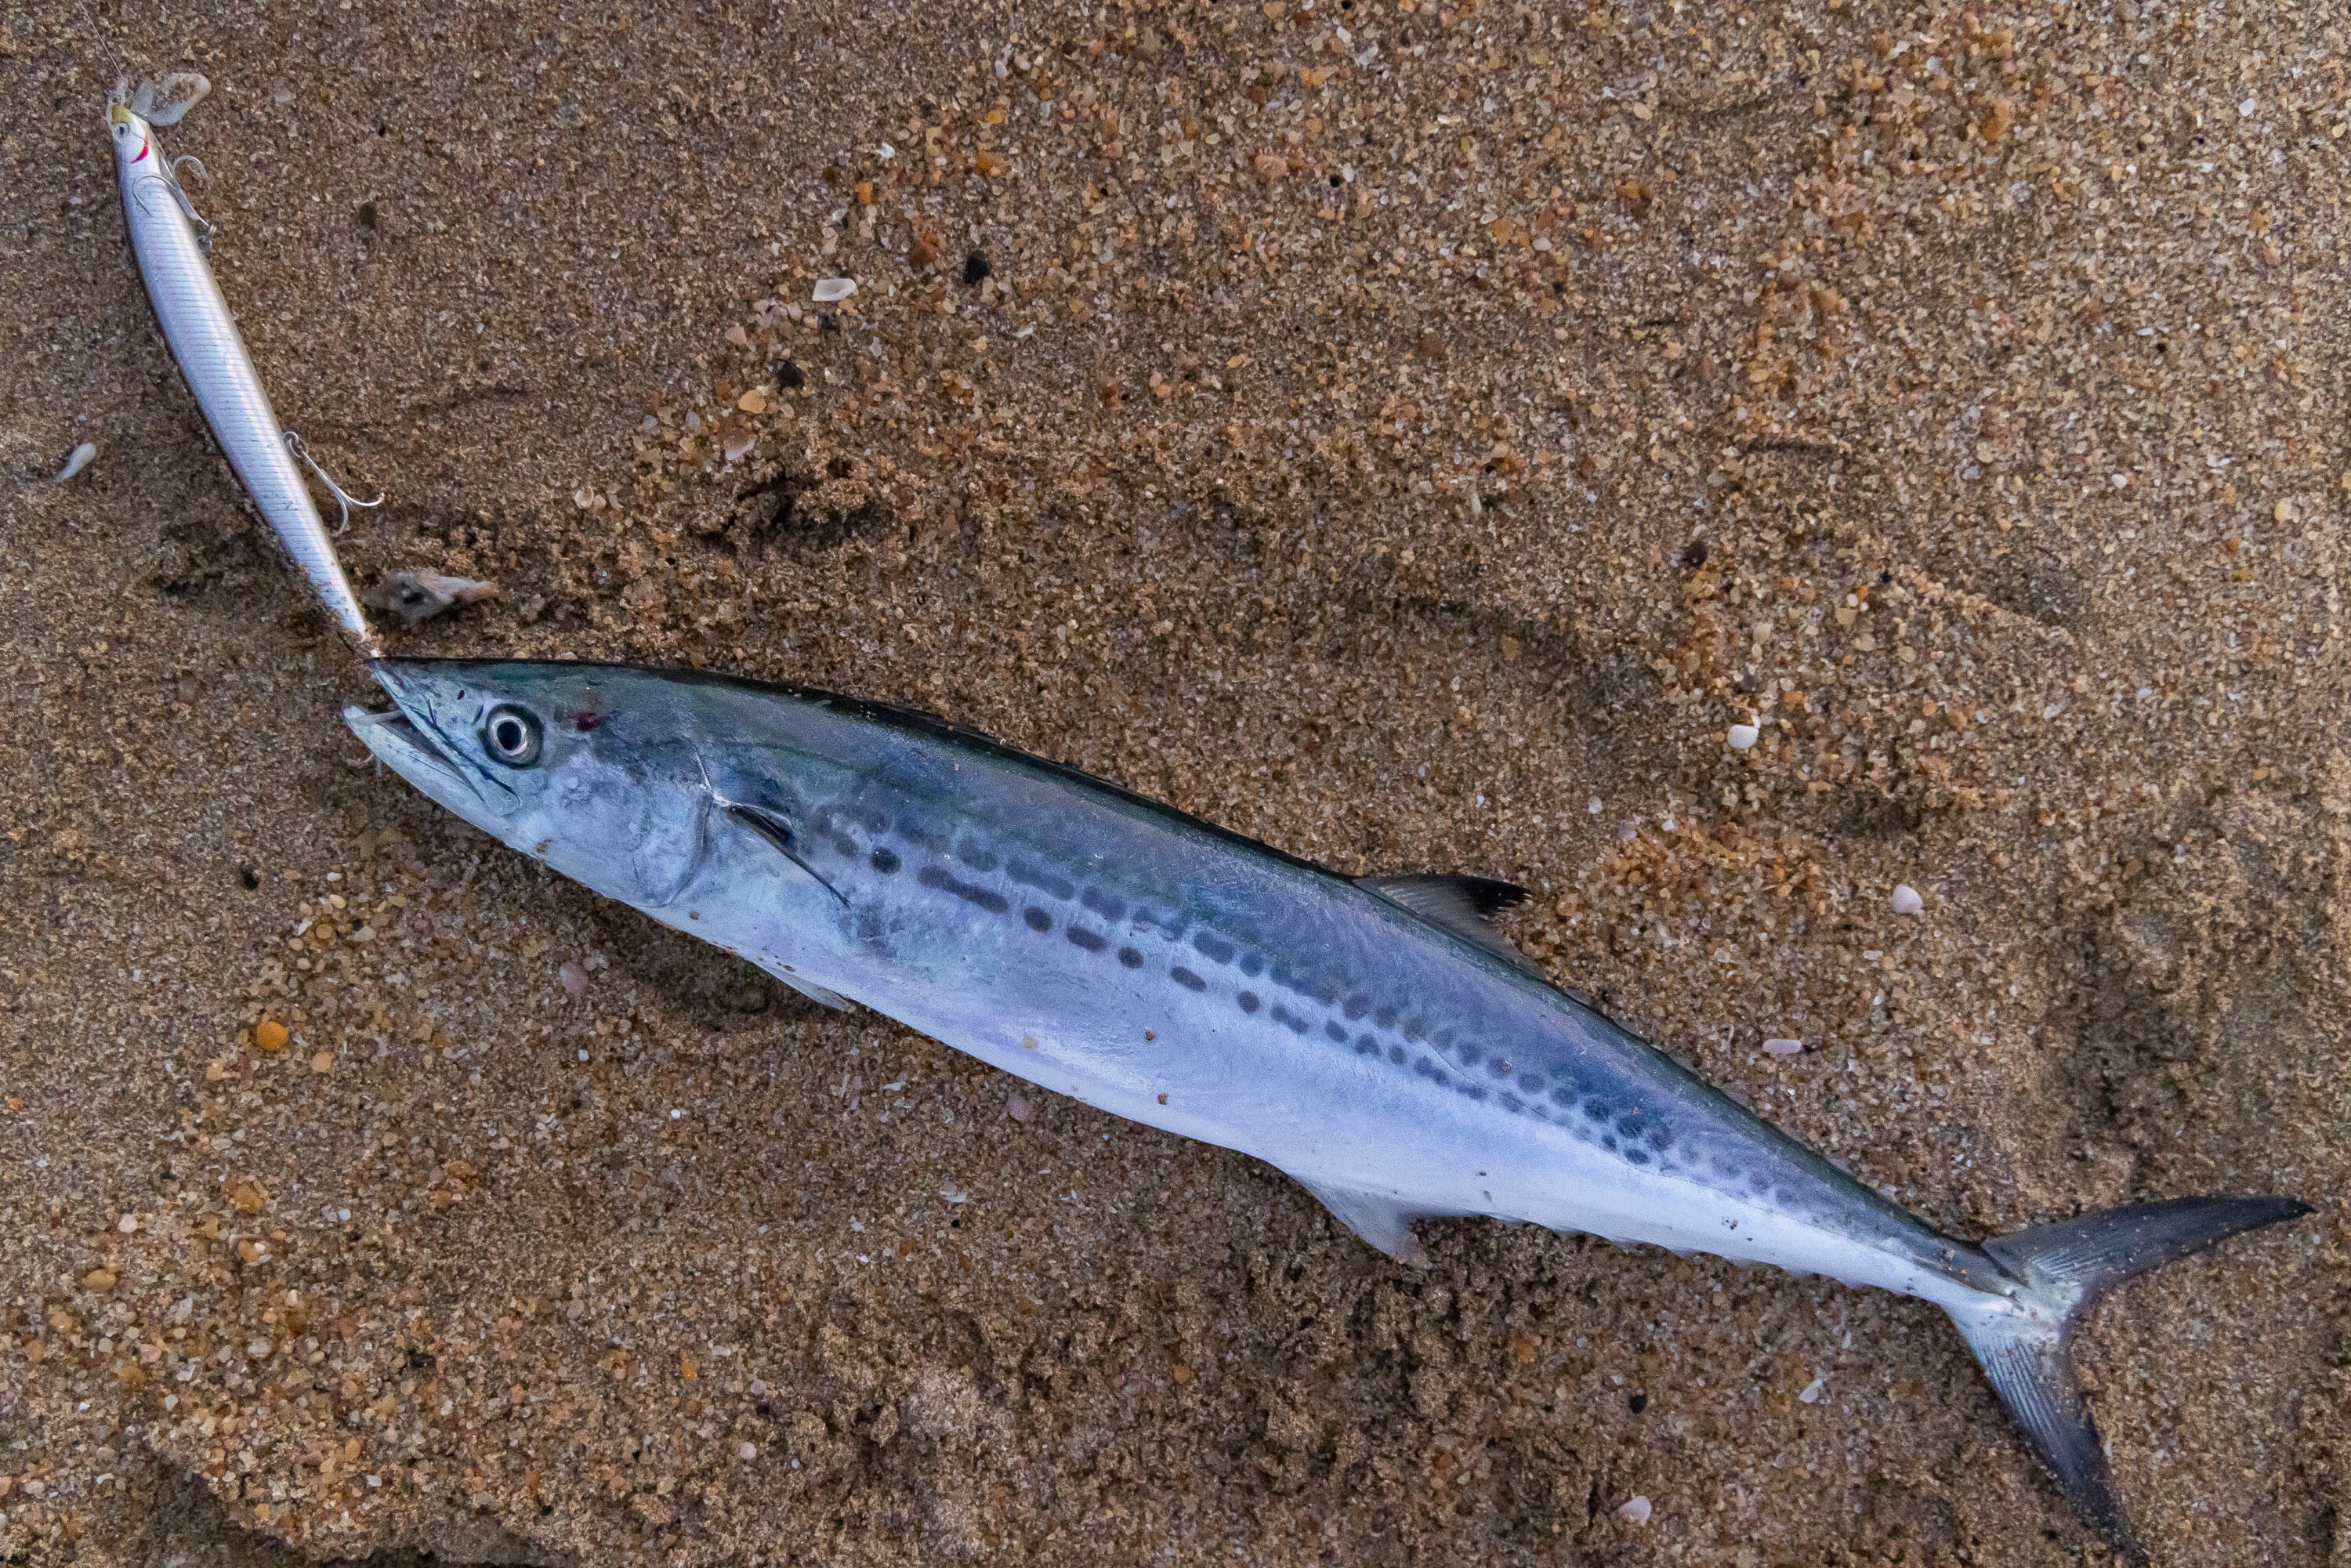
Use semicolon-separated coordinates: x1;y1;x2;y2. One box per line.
1726;721;1759;751
811;277;857;302
53;441;96;483
1892;884;1925;915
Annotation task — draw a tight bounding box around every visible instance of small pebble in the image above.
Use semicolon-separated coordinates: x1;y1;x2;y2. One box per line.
737;1441;757;1461
254;1019;290;1052
560;961;590;997
310;1052;334;1074
1892;884;1925;915
1762;1037;1802;1056
1615;1495;1652;1527
1007;1093;1033;1122
1799;1377;1827;1404
1727;722;1759;751
116;1214;137;1233
54;442;96;483
811;277;857;303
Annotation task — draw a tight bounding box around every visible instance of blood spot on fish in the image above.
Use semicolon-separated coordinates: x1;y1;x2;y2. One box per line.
1324;1021;1348;1044
1191;932;1236;964
1009;860;1077;899
1081;888;1126;920
1023;907;1053;932
870;848;901;874
1169;966;1206;992
1067;927;1108;953
1237;991;1261;1013
1117;947;1144;969
917;864;1010;914
573;712;602;732
957;845;1000;872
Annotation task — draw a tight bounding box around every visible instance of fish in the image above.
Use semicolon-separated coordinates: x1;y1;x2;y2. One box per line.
107;81;381;654
364;569;499;625
348;657;2306;1553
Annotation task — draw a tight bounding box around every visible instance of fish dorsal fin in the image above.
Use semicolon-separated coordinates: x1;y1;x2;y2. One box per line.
1357;873;1543;977
1293;1177;1433;1266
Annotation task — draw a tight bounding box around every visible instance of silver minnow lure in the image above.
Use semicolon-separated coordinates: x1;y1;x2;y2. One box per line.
108;83;380;654
348;658;2305;1552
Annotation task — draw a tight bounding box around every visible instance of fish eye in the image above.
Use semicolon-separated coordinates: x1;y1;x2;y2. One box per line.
480;705;542;767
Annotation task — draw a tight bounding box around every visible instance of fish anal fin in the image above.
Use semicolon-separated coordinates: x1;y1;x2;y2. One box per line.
775;972;853;1012
1357;873;1543;979
1295;1176;1432;1267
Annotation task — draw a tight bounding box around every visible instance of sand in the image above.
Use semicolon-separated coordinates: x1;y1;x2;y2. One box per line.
4;1;2347;1563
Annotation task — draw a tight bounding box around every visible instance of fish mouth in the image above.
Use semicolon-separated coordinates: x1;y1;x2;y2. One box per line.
343;701;495;812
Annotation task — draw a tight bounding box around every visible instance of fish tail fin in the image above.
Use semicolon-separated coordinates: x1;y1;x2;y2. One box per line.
1948;1195;2309;1556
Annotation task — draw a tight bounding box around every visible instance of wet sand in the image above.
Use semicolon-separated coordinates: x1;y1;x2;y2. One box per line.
3;1;2347;1563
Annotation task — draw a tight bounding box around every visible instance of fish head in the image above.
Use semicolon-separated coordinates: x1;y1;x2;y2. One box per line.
107;99;154;170
349;660;725;910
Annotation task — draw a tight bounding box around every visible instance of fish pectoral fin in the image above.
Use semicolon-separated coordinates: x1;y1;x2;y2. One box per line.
1357;873;1546;980
773;972;853;1012
1294;1177;1433;1267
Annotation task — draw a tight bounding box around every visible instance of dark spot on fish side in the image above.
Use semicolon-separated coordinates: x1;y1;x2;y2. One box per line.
1269;1005;1308;1035
1623;1146;1651;1165
1118;947;1144;969
1374;1006;1398;1029
870;847;900;874
1603;1135;1618;1152
1237;991;1261;1014
1238;952;1265;977
1192;932;1236;964
1081;887;1125;920
1067;927;1107;953
917;864;1010;914
1355;1035;1378;1056
1024;907;1052;932
1518;1074;1543;1094
957;845;999;872
1325;1021;1349;1043
1551;1086;1577;1107
1501;1094;1523;1113
1170;966;1206;992
1585;1099;1613;1121
1009;860;1077;899
900;820;950;852
1343;994;1371;1020
1387;1045;1406;1065
828;832;859;857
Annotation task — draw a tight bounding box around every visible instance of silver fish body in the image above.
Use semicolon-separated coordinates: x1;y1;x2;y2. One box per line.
350;658;2305;1552
108;100;376;653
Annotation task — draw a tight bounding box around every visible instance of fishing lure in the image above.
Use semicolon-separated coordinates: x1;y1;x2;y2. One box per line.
108;75;381;654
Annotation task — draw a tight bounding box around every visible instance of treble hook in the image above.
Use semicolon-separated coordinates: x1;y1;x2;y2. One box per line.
161;167;217;252
283;429;385;532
